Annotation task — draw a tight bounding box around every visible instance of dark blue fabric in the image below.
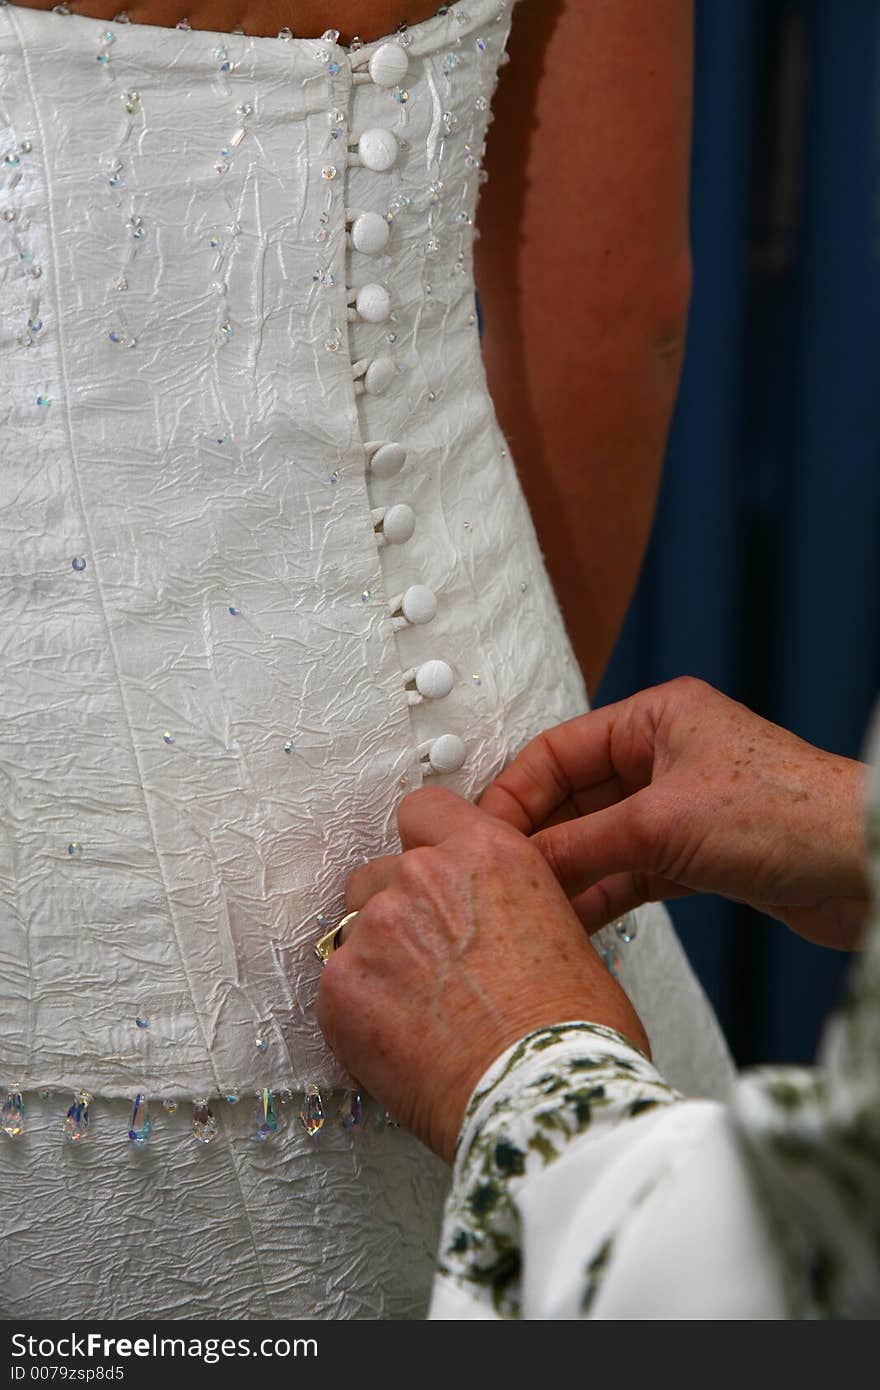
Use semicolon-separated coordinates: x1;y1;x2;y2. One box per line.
598;0;880;1066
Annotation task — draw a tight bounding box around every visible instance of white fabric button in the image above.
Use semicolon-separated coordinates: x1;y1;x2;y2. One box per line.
428;734;466;774
351;211;390;254
356;283;391;324
415;660;454;700
382;503;415;545
364;355;396;395
369;42;409;89
401;584;437;625
368;442;406;480
359;128;399;172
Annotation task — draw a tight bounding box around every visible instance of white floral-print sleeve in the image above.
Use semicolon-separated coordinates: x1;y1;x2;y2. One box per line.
429;719;880;1319
428;1021;683;1318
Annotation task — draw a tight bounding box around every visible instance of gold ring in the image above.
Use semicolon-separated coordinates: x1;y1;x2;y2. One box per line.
314;909;359;964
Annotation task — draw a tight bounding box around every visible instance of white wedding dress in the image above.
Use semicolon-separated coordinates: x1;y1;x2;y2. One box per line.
0;0;734;1318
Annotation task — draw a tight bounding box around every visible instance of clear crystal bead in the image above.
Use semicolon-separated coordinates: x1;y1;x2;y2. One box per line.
192;1100;218;1144
2;1089;24;1137
299;1085;324;1136
64;1091;92;1143
603;944;620;978
614;913;639;945
340;1090;362;1131
128;1093;151;1146
256;1087;278;1141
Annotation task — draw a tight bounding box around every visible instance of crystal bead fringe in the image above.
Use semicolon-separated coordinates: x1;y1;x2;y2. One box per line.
2;1088;390;1144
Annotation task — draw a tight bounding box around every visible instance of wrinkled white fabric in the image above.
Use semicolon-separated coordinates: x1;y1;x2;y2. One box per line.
0;0;733;1318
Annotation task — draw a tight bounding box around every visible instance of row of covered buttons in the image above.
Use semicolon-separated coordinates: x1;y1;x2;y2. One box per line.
353;43;466;777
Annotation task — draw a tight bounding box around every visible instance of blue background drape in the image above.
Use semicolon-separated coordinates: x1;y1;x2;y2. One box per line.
597;0;880;1066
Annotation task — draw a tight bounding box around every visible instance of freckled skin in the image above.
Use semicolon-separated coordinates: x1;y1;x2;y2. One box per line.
480;676;871;952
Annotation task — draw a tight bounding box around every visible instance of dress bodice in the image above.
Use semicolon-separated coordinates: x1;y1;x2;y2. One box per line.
0;0;592;1099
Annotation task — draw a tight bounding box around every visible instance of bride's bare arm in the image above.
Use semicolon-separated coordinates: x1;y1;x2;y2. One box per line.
477;0;694;697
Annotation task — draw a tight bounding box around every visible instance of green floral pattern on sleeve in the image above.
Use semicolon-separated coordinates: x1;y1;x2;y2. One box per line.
731;901;880;1316
434;1021;681;1318
727;727;880;1319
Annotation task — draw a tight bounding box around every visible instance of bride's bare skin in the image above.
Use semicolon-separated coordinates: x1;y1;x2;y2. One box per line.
7;0;695;697
7;0;440;39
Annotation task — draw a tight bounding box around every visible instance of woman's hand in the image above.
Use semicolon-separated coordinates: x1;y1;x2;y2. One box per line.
318;789;648;1163
479;677;870;950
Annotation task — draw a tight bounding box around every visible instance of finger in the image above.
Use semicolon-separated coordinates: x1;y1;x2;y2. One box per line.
480;773;628;832
532;788;660;897
570;872;694;935
344;855;399;911
477;698;656;835
397;786;487;849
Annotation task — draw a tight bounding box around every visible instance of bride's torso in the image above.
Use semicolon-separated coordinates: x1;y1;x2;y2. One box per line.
0;0;587;1102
